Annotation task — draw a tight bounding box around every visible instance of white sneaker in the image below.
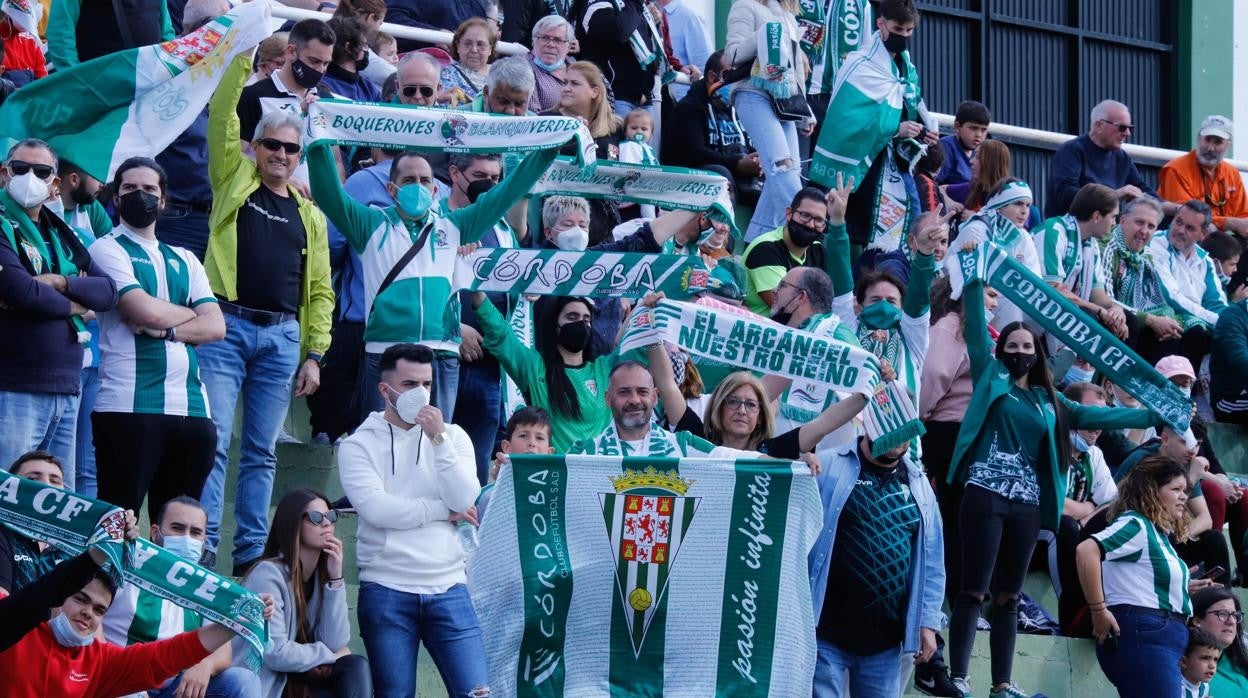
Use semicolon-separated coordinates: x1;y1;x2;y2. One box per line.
951;676;973;698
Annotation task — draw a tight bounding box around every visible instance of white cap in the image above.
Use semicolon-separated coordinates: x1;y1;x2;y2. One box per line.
1199;115;1233;140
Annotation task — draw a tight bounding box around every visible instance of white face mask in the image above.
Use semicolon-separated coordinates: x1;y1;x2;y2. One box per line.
1179;385;1193;399
49;611;94;648
555;226;589;251
159;534;204;563
45;197;65;220
387;384;430;424
7;171;51;208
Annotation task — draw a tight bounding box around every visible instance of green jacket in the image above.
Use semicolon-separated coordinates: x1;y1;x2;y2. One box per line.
204;55;334;361
46;0;175;70
947;278;1163;531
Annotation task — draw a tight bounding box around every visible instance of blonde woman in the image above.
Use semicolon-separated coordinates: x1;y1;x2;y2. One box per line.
724;0;809;241
543;60;623;158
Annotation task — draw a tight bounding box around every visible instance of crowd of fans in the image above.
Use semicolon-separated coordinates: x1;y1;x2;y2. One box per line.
1;0;1247;696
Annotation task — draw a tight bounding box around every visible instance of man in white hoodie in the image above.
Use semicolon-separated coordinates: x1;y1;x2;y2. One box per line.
335;343;486;698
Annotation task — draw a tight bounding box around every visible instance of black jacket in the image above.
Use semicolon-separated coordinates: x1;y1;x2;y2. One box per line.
661;77;751;173
571;0;659;104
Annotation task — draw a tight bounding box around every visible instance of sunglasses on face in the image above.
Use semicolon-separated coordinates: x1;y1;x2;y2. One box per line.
1099;118;1134;134
8;160;54;179
257;138;302;155
402;85;436;99
304;510;340;525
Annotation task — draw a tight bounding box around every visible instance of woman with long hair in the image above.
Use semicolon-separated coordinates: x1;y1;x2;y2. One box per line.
439;18;498;106
470;292;619;452
1076;456;1200;696
945;265;1162;698
242;489;370;698
1191;587;1248;693
953;139;1011;210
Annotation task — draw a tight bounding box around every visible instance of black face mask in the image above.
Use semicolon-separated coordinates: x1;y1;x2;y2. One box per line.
69;181;96;206
1000;351;1038;380
118;190;162;229
355;47;370;72
557;320;592;353
290;56;324;89
466;178;495;204
786;218;822;247
882;31;909;54
770;295;799;327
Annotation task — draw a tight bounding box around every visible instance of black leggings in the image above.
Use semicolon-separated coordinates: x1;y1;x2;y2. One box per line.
309;654;373;698
949;485;1042;686
92;412;216;522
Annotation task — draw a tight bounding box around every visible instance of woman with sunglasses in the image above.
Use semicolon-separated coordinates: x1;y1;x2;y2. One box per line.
1191;587;1248;694
241;488;371;698
1077;456;1207;697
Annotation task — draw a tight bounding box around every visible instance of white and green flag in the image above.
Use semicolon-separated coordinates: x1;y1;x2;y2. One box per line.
1;0;41;37
454;247;709;300
0;1;272;182
799;0;873;95
470;454;822;696
809;29;928;190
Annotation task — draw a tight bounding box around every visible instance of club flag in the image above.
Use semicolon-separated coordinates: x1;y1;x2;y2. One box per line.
0;1;272;182
470;454;823;697
2;0;41;37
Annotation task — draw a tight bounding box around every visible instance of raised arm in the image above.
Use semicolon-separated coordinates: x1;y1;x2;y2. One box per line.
448;147;560;244
470;291;543;398
962;277;994;381
306;142;386;252
648;341;688;426
208;55;254;193
797;393;868;452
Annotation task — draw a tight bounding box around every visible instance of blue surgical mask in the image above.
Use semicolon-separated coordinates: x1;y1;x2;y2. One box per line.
159;534;204;563
396;183;432;220
533;56;565;72
1071;432;1090;454
50;611;95;648
1064;363;1095;386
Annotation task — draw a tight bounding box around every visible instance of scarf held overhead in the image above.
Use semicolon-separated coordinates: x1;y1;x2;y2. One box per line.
306;99;598;169
620;299;880;395
946;242;1191;433
455;247;709;300
0;471;269;666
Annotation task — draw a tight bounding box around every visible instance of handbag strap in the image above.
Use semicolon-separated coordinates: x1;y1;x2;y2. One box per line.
370;218;434;317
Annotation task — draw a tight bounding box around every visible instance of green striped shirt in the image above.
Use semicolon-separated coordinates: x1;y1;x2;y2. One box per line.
1092;511;1191;615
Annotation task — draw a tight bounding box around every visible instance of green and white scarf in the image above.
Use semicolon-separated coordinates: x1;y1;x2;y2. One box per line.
0;190;90;342
501;298;534;418
779;312;845;422
528;157;739;237
306;99;597;169
862;380;925;457
454;247;709;300
1099;226;1193;326
947;241;1191;433
589;421;685;457
620;299;880;396
752;22;798;99
856;319;903;369
0;472;269;667
866;141;918;253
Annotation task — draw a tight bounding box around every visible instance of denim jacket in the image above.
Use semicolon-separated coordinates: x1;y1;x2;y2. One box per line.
807;442;946;654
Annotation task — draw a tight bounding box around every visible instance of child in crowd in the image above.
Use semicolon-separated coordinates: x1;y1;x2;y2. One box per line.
618;108;660;221
936;100;991;186
1181;627;1222;698
370;31;398;66
914;141;946;213
479;407;556;522
1200;230;1243;291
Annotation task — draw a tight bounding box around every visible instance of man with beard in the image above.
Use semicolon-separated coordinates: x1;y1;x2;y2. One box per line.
1160;115;1248;238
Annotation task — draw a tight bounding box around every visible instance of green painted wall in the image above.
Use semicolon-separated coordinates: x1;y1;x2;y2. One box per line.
1178;0;1236;149
715;0;730;50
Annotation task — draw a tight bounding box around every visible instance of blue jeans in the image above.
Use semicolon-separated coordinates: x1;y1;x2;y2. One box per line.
358;582;489;698
733;89;802;242
197;314;301;562
155;206;211;261
361;351;460;421
1095;605;1186;697
0;390;79;487
151;666;260;698
812;638;903;698
75;367;100;497
454;357;501;485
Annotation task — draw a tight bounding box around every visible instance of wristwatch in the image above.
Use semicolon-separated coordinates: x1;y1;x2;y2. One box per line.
431;431;448;446
306;351;324;365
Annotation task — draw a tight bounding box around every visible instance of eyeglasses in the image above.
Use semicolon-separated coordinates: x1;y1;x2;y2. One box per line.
8;160;54;179
1206;610;1244;624
724;397;761;414
460;40;491;52
791;209;828;230
1098;118;1134;134
535;34;569;45
402;85;436;99
257;138;302;155
303;510;340;525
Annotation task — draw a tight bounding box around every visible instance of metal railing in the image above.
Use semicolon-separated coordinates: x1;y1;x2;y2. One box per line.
930;112;1248;178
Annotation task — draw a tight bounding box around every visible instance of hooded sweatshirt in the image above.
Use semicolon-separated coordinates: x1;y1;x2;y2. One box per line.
337;412;480;593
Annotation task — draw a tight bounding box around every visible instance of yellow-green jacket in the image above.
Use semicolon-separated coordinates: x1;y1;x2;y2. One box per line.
205;55;333;361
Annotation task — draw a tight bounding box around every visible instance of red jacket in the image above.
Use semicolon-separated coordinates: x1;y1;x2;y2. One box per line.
0;23;47;80
0;623;210;698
